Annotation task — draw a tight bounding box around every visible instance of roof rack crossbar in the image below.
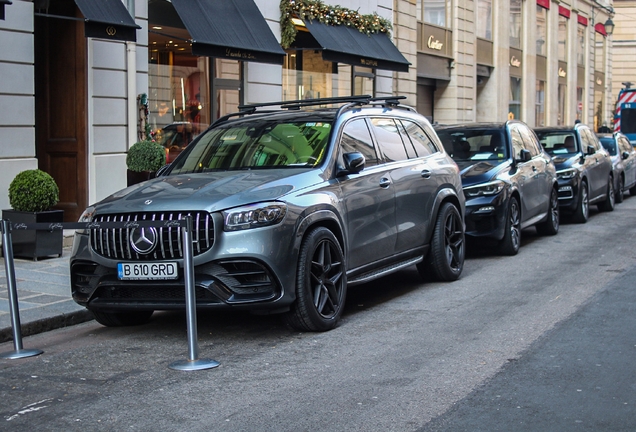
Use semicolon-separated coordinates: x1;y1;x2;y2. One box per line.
238;95;373;111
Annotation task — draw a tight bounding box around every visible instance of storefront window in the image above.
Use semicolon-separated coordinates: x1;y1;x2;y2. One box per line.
509;77;522;120
283;51;373;101
594;31;605;71
536;6;547;56
536;80;545;127
148;28;210;143
213;59;242;119
420;0;451;27
510;0;522;49
558;83;566;125
594;89;604;131
577;24;586;65
576;86;583;121
558;15;568;62
477;0;492;40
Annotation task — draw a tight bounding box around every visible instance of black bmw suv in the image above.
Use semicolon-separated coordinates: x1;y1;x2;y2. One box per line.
70;96;465;332
534;124;614;223
435;121;559;255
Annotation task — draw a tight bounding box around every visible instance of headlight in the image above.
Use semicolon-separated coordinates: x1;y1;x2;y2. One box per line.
556;168;577;180
76;206;95;234
463;180;505;198
223;202;287;231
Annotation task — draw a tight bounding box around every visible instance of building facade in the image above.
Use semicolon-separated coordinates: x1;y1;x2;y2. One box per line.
0;0;615;219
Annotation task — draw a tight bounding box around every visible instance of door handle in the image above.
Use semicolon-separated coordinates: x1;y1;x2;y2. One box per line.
421;169;431;179
379;177;391;188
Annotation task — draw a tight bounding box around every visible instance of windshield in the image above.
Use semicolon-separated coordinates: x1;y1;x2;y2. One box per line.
536;132;579;155
169;120;332;174
600;138;617;156
436;129;508;161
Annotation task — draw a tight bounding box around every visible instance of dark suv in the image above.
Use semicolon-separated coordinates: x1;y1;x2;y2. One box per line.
70;96;465;332
535;124;614;223
435;121;559;255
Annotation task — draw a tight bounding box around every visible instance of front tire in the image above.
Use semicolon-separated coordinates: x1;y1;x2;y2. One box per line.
572;180;589;223
616;176;625;204
91;310;153;327
598;175;615;212
417;202;464;282
283;227;347;332
536;187;559;236
498;196;521;256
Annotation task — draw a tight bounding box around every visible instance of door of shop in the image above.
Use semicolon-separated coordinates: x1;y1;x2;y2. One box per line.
34;0;88;222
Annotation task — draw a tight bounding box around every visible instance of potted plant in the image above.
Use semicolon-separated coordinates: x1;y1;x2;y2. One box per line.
126;140;167;186
2;169;63;260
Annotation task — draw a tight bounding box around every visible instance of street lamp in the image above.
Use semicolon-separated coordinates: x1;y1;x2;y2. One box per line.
603;18;615;36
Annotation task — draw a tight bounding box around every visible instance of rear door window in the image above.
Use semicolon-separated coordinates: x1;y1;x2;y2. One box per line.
369;118;409;162
399;119;438;158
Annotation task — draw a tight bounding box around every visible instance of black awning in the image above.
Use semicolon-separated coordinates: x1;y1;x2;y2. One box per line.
170;0;286;65
74;0;140;42
0;0;11;21
301;21;410;72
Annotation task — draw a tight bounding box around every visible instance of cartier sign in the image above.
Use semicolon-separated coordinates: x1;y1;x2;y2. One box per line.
510;56;521;68
427;35;444;51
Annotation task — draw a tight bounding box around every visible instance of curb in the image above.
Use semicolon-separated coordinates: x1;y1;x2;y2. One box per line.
0;310;94;344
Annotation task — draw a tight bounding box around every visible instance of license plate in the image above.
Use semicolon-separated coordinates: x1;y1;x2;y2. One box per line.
117;262;179;280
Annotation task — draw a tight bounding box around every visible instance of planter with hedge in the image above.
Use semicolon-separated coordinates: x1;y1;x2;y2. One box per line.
126;140;167;186
2;169;63;260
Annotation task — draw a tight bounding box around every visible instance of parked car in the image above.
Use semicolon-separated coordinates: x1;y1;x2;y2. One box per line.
435;121;559;256
598;132;636;203
70;96;466;332
152;122;206;163
535;124;614;223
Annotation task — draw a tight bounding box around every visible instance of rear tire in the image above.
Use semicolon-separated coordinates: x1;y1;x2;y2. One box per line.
536;187;559;236
417;202;464;282
572;180;589;223
498;196;521;256
91;310;153;327
283;227;347;332
598;175;615;212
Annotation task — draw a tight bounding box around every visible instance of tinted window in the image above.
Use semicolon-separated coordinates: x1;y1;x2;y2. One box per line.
517;124;541;157
509;127;525;160
340;119;379;167
619;137;633;154
600;138;617;156
400;120;438;157
369;118;408;162
581;128;600;150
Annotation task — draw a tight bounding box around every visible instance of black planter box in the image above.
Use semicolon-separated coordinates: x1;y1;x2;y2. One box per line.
1;209;64;260
127;170;156;187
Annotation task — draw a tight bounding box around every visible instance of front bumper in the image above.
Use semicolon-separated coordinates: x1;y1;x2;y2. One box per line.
463;191;508;241
556;178;579;212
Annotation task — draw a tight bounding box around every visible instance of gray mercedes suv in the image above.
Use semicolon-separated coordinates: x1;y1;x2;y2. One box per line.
70;96;465;331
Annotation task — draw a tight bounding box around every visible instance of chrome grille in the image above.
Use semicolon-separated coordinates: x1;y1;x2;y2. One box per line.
90;212;213;260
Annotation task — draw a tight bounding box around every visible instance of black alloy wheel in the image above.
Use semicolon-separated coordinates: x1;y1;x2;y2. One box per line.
536;187;559;236
499;196;521;255
418;202;464;282
573;180;589;223
284;227;346;332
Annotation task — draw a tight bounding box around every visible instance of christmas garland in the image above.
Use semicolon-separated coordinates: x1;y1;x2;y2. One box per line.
280;0;392;49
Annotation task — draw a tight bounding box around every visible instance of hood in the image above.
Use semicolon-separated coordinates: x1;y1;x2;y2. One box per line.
551;153;581;171
95;169;321;214
456;159;510;188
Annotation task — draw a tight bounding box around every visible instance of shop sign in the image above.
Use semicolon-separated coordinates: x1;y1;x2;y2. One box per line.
225;48;256;61
427;35;444;51
361;58;379;67
558;67;567;78
510;56;521;68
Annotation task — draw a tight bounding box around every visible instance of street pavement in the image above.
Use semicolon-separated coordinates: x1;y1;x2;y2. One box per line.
0;233;93;344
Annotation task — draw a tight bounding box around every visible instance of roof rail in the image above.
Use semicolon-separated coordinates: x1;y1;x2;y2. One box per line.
238;95;373;112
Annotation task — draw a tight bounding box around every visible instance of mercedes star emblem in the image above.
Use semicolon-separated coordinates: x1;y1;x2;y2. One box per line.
130;227;158;254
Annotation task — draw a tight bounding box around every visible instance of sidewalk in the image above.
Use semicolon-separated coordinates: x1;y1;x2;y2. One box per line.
0;234;93;343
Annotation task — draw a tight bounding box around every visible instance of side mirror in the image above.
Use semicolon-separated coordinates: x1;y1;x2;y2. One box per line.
517;149;532;162
341;152;365;175
587;145;595;156
622;151;630;160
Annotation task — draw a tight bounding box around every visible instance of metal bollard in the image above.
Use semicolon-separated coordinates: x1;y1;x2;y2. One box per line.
168;215;219;371
0;219;43;359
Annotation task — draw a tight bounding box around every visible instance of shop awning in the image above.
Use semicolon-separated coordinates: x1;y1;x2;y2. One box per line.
0;0;12;21
170;0;286;65
74;0;140;41
300;20;410;72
